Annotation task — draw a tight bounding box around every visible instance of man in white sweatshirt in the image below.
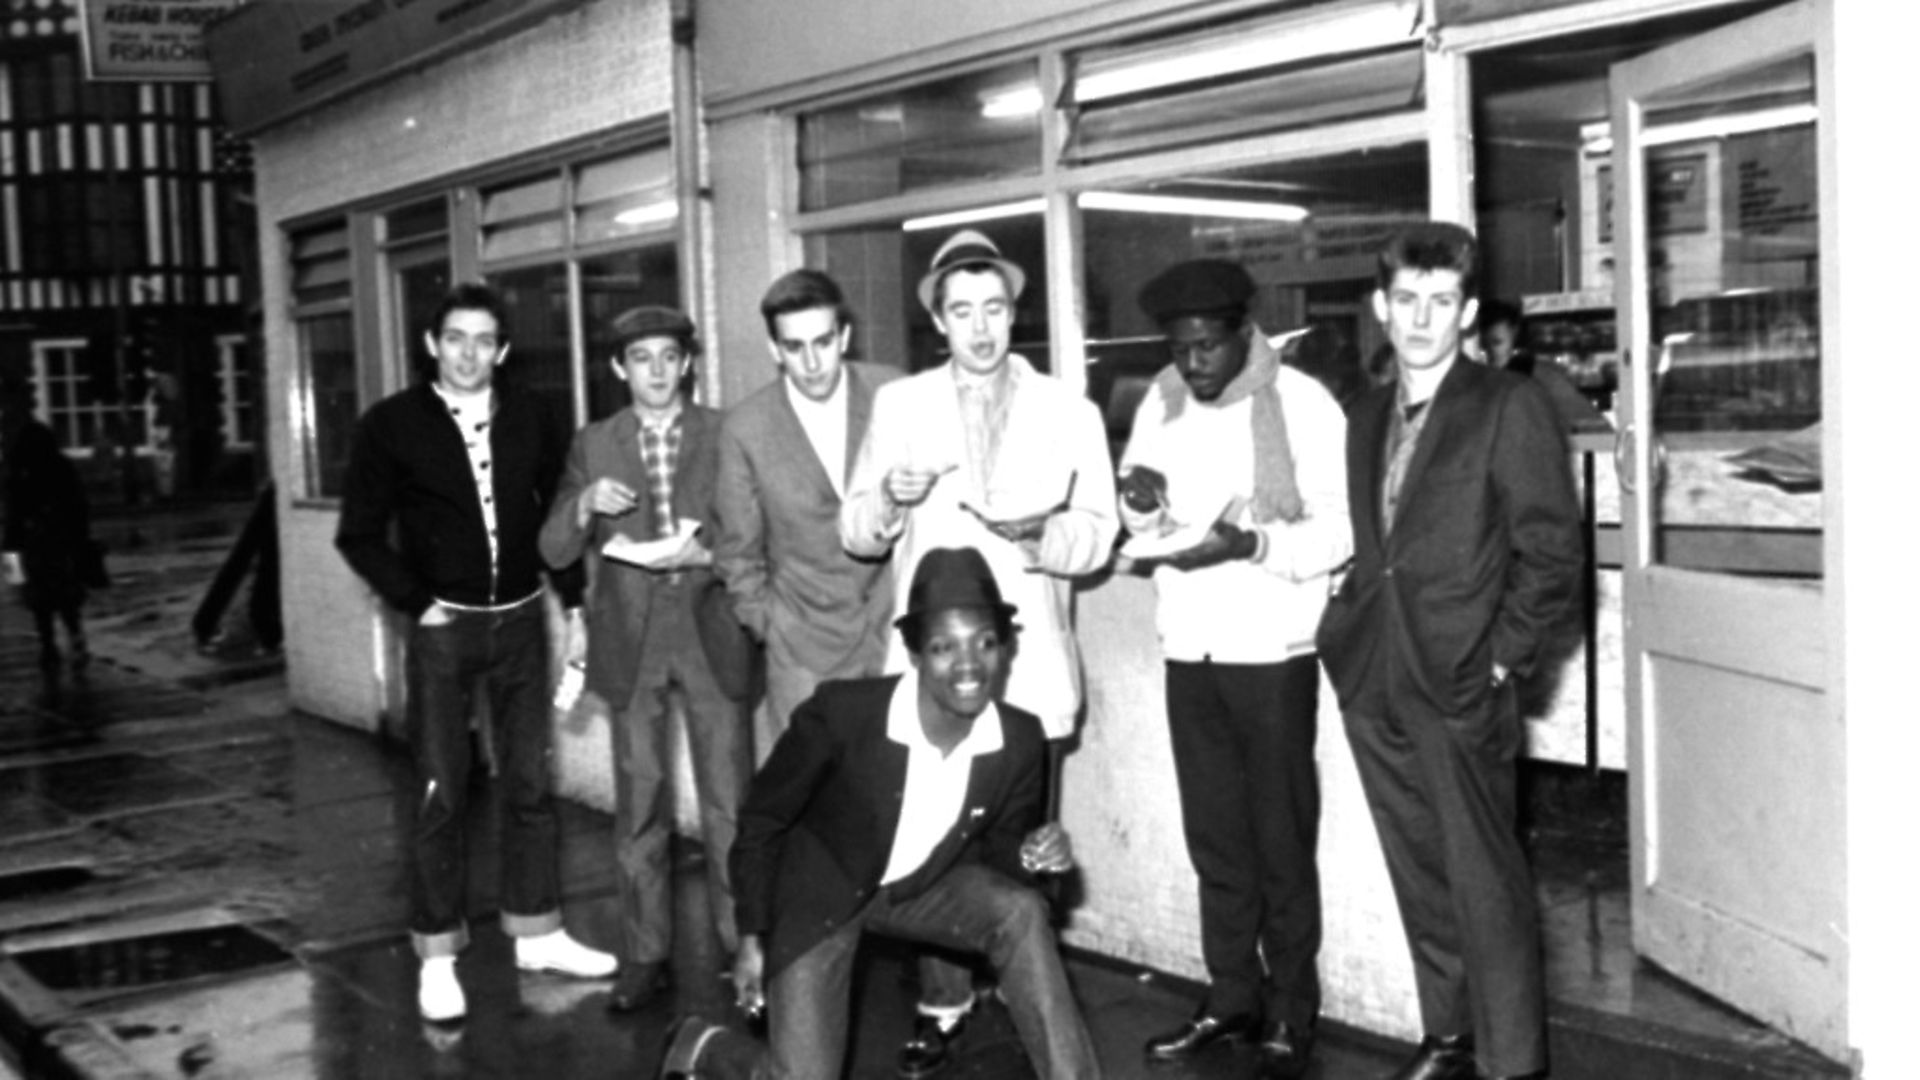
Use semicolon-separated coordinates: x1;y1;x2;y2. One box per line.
1118;259;1350;1080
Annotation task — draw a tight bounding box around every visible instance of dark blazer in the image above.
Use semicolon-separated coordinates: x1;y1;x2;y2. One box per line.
713;363;899;680
539;403;753;706
730;675;1047;978
1316;360;1584;717
338;383;579;616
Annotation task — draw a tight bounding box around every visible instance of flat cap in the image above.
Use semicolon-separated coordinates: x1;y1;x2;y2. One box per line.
609;305;697;352
1138;259;1255;324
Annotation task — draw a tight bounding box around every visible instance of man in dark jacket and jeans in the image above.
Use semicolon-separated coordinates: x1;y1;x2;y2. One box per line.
336;282;615;1024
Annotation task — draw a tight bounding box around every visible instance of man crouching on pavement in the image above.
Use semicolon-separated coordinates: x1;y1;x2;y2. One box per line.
658;546;1100;1079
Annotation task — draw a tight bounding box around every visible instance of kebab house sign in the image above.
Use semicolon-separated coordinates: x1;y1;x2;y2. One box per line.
79;0;247;81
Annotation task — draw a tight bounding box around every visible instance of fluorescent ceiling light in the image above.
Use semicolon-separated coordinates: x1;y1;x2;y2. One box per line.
1076;0;1418;104
1079;191;1309;223
902;199;1046;232
1580;103;1816;155
980;85;1043;119
613;202;679;227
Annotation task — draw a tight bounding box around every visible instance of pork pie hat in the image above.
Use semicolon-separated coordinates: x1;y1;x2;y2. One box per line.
894;547;1019;633
916;229;1028;315
608;305;697;356
1138;259;1256;325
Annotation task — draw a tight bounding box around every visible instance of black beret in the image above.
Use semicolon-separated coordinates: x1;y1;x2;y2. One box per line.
1138;259;1255;324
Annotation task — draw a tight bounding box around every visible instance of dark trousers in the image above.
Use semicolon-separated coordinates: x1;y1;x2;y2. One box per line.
613;577;750;964
405;600;560;955
1165;655;1323;1027
700;864;1098;1080
1342;683;1546;1077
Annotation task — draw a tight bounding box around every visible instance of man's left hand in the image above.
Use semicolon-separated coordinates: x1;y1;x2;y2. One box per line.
1020;822;1074;875
1148;521;1258;573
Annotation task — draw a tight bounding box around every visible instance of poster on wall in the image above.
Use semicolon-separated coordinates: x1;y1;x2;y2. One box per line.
77;0;248;82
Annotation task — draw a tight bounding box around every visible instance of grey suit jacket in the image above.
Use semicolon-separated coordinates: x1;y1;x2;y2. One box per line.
714;364;900;686
540;403;743;708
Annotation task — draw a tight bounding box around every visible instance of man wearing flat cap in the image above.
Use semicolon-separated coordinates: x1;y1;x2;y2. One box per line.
840;228;1116;1070
540;304;753;1014
337;283;613;1024
657;546;1099;1080
1118;259;1351;1077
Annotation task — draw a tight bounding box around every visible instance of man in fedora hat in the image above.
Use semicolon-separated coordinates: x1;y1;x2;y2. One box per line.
657;546;1100;1080
839;228;1115;1071
1120;258;1351;1077
539;304;755;1013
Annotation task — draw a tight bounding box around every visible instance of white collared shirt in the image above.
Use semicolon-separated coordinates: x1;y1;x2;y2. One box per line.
879;670;1004;885
785;374;850;499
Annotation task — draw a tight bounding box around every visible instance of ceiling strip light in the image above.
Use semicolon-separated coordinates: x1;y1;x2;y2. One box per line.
1079;191;1310;223
1580;103;1817;155
1076;0;1419;104
613;202;680;227
902;198;1047;233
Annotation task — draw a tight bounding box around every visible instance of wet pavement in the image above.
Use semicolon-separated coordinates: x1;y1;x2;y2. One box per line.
0;500;1846;1079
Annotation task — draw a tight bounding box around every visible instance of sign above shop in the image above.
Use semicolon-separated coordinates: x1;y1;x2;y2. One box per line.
204;0;585;134
77;0;247;82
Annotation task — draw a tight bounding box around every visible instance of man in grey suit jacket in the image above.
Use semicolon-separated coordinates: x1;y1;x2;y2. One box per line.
715;268;902;764
539;305;751;1014
1316;223;1582;1080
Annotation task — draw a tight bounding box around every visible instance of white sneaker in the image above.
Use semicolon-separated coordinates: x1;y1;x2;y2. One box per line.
515;929;617;979
418;956;466;1022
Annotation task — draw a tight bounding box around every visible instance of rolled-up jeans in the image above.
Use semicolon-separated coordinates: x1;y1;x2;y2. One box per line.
405;600;561;957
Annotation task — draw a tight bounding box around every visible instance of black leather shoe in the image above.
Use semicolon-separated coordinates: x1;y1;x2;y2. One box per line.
897;1011;967;1079
1258;1019;1317;1079
1144;1010;1260;1062
608;961;669;1013
1389;1033;1478;1080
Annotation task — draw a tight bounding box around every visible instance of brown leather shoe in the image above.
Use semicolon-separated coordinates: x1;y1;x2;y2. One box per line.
1389;1033;1478;1080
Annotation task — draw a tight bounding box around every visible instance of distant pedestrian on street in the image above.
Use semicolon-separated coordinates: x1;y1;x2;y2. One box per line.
335;283;616;1025
3;398;95;679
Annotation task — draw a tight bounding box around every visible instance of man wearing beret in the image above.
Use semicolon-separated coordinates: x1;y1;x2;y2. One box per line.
1118;259;1351;1077
1317;223;1580;1080
336;283;614;1023
840;229;1117;1073
539;305;753;1014
657;546;1099;1080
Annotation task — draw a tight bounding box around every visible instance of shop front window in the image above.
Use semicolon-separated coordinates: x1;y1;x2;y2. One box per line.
1082;144;1429;455
798;61;1042;213
479;145;681;424
805;210;1049;376
295;312;356;500
290;221;354;500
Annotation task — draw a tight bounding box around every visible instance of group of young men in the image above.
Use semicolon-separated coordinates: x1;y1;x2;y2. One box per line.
336;218;1582;1080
